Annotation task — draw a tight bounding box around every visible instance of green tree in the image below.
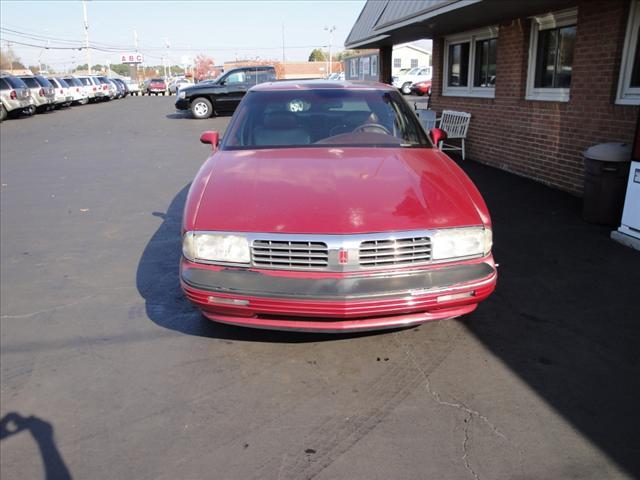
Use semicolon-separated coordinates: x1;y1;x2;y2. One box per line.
110;63;130;76
308;48;328;62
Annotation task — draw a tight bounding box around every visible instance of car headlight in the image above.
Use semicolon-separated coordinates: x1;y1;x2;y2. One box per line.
431;227;492;261
183;232;250;264
179;91;186;99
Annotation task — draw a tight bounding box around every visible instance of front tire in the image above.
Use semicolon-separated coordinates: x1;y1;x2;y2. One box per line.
191;97;213;119
401;82;412;95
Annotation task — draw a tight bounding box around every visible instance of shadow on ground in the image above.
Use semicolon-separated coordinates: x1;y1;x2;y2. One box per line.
136;160;640;475
0;412;72;480
165;112;235;120
136;184;387;343
458;160;640;478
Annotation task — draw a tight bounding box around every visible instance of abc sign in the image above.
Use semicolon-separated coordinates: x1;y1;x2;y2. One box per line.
121;53;144;64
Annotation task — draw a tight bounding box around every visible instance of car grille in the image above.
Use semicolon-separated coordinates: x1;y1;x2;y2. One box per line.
359;236;431;267
252;240;329;269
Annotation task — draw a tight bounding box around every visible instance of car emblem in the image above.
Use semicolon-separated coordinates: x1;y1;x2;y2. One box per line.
339;249;349;264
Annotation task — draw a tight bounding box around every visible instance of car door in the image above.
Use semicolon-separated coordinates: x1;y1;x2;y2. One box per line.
215;70;248;114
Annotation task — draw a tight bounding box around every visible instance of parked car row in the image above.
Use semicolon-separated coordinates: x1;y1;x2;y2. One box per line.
1;73;136;121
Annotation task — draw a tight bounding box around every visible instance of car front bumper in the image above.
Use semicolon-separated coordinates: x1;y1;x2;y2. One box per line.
175;98;189;110
180;256;497;332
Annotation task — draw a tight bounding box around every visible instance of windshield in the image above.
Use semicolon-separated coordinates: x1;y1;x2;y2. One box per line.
223;89;429;150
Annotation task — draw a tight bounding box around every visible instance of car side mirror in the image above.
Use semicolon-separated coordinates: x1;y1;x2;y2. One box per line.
200;131;220;152
429;128;447;147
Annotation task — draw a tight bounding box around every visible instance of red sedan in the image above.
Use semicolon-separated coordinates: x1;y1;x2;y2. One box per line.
181;80;496;332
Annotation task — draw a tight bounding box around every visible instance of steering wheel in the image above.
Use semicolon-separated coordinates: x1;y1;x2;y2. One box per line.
352;123;391;135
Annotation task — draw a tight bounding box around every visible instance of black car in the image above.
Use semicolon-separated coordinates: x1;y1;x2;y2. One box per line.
175;66;276;119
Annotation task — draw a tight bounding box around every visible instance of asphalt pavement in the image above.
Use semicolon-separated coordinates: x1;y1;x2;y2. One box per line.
1;96;639;480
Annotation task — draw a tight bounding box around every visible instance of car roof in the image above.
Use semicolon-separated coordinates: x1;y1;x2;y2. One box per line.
250;79;395;92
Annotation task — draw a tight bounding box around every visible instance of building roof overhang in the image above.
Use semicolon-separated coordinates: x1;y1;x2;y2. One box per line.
345;0;577;49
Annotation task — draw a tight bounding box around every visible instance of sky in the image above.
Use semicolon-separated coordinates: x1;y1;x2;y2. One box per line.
0;0;371;70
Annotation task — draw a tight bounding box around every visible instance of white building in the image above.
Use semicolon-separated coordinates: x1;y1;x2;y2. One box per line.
392;43;431;75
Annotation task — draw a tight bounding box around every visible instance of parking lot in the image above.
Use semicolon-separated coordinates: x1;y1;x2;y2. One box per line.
1;96;639;479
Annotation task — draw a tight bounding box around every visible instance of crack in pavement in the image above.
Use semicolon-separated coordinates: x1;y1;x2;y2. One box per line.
393;332;523;480
462;412;479;480
0;295;98;319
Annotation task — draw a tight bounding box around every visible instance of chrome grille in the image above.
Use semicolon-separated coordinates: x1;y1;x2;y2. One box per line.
359;236;431;267
252;240;329;269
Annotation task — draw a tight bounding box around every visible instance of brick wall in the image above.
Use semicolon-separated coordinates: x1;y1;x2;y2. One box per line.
429;0;639;195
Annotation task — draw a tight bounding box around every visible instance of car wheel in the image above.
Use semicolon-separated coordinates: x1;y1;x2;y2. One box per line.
191;97;213;119
0;105;7;122
401;82;412;95
162;92;165;96
24;105;36;116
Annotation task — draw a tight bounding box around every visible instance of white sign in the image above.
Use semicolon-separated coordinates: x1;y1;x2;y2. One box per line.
120;53;144;64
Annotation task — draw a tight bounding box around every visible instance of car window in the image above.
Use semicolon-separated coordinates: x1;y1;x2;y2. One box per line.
34;76;53;88
56;78;69;88
78;77;90;86
0;78;9;90
20;77;39;88
224;89;429;150
224;71;246;84
3;76;28;89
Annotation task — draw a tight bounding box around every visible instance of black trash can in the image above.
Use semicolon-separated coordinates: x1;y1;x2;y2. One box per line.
582;142;632;226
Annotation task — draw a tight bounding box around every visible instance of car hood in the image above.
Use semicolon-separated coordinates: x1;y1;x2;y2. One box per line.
194;147;484;234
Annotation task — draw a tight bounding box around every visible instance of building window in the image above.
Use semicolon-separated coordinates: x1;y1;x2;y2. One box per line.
350;58;358;78
526;8;577;102
448;42;470;87
534;25;575;88
371;56;378;76
617;0;640;104
393;58;401;68
474;38;497;87
443;26;498;98
410;58;418;68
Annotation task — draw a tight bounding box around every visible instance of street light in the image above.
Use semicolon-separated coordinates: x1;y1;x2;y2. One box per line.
324;25;336;75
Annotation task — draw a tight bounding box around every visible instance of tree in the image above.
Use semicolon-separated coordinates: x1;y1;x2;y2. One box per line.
194;54;216;81
0;46;26;70
308;48;328;62
110;63;130;76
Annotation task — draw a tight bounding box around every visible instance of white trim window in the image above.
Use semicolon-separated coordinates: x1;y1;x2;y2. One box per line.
526;8;578;102
371;55;378;76
350;58;358;79
443;26;498;98
393;58;401;69
617;0;640;105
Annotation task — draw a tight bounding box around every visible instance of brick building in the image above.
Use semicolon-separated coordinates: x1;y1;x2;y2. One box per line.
345;0;640;195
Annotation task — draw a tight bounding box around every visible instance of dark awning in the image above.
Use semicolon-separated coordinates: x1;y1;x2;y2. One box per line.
345;0;577;49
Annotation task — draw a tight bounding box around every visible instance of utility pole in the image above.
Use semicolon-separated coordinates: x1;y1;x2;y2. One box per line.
281;23;286;65
324;25;336;75
82;0;91;74
6;41;13;74
165;38;171;78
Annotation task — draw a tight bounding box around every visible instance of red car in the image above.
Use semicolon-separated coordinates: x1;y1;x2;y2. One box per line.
181;81;496;332
145;78;166;96
410;80;432;96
